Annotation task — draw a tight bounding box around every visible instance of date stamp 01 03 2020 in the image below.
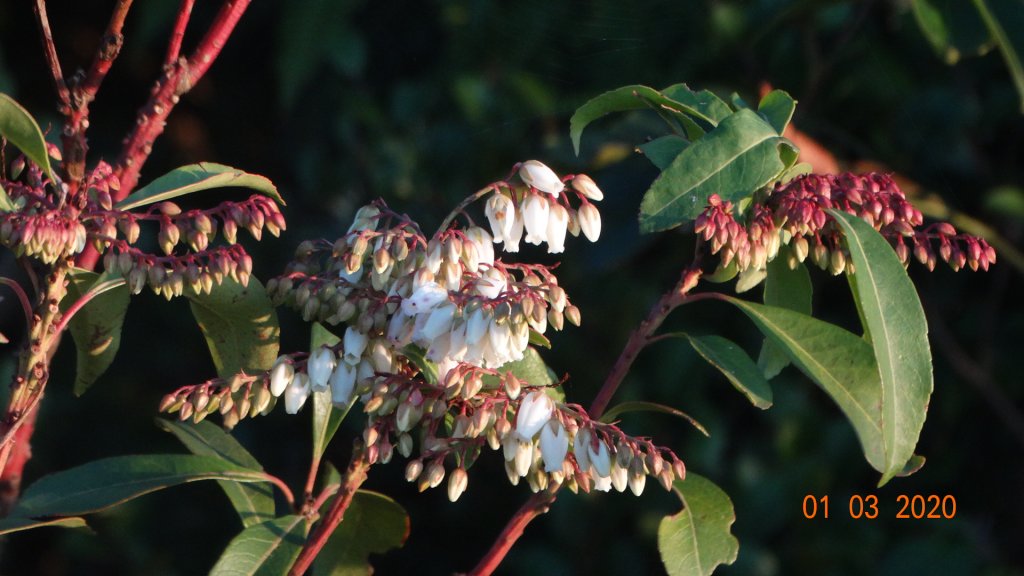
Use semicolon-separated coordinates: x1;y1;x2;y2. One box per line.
801;494;957;520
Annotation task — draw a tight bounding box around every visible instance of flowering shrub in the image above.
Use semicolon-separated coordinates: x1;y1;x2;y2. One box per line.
0;4;998;576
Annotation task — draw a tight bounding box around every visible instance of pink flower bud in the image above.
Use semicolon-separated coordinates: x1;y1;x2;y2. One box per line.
570;174;604;201
577;203;601;242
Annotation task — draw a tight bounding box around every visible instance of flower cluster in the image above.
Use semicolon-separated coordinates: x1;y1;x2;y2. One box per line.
695;172;995;291
162;161;683;501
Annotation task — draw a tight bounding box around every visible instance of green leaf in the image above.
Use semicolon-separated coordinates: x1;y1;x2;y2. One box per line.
14;454;270;518
659;84;733;123
683;334;772;409
971;0;1024;113
157;420;275;527
0;516;89;536
0;93;56;182
638;109;793;233
658;473;739;576
719;297;887;473
496;347;557;387
0;182;15;213
115;162;284;211
401;345;438;385
528;329;551;349
62;268;130;395
829;210;933;486
210;515;309;576
599;400;708;437
756;90;796;134
313;490;409;576
757;258;812;379
569;85;718;155
188;278;280;378
311;323;352;464
639;136;690;171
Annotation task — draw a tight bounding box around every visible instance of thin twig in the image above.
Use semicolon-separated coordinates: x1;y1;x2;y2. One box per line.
79;0;134;105
289;447;371;576
32;0;70;112
114;0;252;198
165;0;196;66
0;278;33;330
263;472;295;508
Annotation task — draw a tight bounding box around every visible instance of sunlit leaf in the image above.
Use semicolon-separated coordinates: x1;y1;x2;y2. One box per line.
682;333;772;409
311;323;352;464
210;514;309;576
659;84;733;123
830;210;933;486
62;268;130;395
638;109;794;233
0;93;56;182
14;455;270;518
188;278;280;378
658;473;739;576
157;420;275;527
0;516;89;536
116;162;283;211
639;135;689;171
719;297;887;473
313;490;409;576
600;400;708;436
757;89;796;134
757;258;812;379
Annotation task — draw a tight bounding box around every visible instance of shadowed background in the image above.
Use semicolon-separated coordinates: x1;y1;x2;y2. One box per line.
0;1;1022;574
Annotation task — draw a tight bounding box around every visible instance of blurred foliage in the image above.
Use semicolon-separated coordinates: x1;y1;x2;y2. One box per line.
0;0;1022;574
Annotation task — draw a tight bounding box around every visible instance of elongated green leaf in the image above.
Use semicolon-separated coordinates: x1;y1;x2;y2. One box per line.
599;400;708;436
210;515;309;576
719;297;887;472
658;473;739;576
314;490;409;576
0;516;88;535
0;182;15;213
188;278;280;378
116;162;283;211
497;347;557;387
757;90;796;134
62;268;130;395
570;85;717;155
157;420;275;527
401;345;438;385
639;136;690;171
683;334;772;409
638;109;793;233
660;84;733;123
311;323;350;463
0;93;56;182
829;210;933;486
14;454;270;518
757;258;812;379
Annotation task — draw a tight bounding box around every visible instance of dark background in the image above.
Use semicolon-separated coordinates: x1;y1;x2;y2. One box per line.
0;1;1022;574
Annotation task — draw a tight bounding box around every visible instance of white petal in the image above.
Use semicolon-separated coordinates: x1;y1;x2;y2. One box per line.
401;281;448;316
421;302;457;340
329;362;357;405
539;420;570;472
515;390;554;440
269;357;295;397
546;203;569;253
284;373;311;414
588;440;611;478
307;347;337;392
578;203;602;242
343;327;369;364
519;160;565;196
522;195;549;246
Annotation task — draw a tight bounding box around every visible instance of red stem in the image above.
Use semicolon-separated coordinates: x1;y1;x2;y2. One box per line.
32;0;70;113
465;264;704;575
0;405;39;517
79;0;134;106
114;0;252;199
0;278;34;331
289;450;371;576
164;0;196;66
468;489;558;576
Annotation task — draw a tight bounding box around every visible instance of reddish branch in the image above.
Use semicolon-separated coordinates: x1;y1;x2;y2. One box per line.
114;0;252;199
467;264;704;576
164;0;197;66
289;449;372;576
32;0;70;113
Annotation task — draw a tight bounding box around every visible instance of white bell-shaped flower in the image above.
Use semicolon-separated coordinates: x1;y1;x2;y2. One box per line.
465;307;488;346
464;226;494;268
474;266;506;300
578;203;602;242
592;473;613;492
519;160;564;197
307;347;337;392
570;174;604;201
329;362;357;406
514;439;534;477
515;390;554;440
401;281;448;316
284;373;311;414
420;301;457;340
539;420;570;472
343;327;369;364
521;194;550;246
485;193;516;244
546;203;570;253
269;357;295;397
588;439;612;478
574;428;592;471
610;462;628;493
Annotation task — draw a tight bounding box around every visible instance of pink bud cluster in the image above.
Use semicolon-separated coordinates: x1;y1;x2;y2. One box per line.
695;172;995;284
102;241;253;298
0;208;87;264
